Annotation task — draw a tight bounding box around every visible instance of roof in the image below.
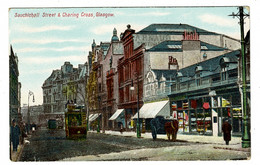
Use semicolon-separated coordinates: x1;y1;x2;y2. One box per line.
147;41;182;52
152;69;177;81
100;42;110;50
111;28;119;41
147;40;226;52
179;50;240;78
120;24;135;40
137;24;218;35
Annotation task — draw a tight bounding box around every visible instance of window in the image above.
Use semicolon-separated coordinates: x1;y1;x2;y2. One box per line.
167;45;182;49
221;67;228;81
195;72;201;86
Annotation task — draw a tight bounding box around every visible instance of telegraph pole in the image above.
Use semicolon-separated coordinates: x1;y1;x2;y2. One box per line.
229;6;250;148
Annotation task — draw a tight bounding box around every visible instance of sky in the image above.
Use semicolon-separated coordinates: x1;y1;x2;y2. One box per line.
8;7;250;106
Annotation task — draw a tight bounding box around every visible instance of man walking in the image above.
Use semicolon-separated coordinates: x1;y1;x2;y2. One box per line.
222;119;232;145
11;119;20;152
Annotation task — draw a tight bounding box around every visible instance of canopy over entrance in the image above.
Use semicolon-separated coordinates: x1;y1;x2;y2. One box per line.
133;100;170;119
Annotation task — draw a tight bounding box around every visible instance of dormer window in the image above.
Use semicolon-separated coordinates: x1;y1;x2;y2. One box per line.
203;52;207;59
195;65;202;86
221;67;228;81
220;57;230;81
176;71;183;90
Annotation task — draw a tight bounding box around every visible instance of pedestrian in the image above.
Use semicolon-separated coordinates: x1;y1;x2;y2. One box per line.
20;122;27;145
32;122;37;132
11;119;20;152
222;119;232;145
120;123;124;134
25;123;29;134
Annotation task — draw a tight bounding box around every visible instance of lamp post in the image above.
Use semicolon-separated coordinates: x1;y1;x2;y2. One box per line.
131;73;141;138
229;7;250;148
27;90;35;133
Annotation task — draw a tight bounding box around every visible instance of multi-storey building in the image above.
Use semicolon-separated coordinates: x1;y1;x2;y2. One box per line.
87;28;123;131
42;61;88;121
117;24;240;130
104;29;124;130
117;25;145;130
9;46;21;124
87;40;110;132
167;50;241;136
21;104;44;126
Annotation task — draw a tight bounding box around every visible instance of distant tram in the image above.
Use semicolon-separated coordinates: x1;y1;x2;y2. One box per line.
65;104;87;139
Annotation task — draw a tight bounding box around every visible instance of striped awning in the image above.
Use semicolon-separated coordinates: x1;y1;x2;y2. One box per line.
109;109;124;120
133;100;170;119
89;113;101;122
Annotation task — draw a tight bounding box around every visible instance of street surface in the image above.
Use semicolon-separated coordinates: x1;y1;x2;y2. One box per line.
19;128;250;161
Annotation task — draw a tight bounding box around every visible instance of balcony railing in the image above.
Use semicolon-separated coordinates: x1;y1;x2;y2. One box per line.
170;77;238;94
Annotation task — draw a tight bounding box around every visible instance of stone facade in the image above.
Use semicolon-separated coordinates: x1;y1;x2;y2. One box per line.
21;104;45;126
104;29;123;130
86;23;241;133
117;25;145;130
142;24;240;105
88;28;124;131
42;61;88;120
9;46;21;123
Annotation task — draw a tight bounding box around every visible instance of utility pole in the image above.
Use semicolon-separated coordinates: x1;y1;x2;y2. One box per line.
229;6;250;148
27;90;35;134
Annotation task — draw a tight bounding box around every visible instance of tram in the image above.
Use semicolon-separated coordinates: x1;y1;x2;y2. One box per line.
65;104;87;139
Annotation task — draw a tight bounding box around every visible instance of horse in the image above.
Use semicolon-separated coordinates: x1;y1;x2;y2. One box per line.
164;120;179;141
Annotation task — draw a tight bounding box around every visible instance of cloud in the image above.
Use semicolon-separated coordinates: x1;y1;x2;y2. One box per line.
16;45;87;53
18;24;75;33
20;54;88;65
11;38;83;45
91;23;146;35
199;14;237;27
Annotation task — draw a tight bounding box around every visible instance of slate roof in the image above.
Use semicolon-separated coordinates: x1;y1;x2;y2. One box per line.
179;50;240;79
100;42;111;56
100;42;110;51
137;24;219;35
152;69;177;82
147;41;182;52
147;40;226;52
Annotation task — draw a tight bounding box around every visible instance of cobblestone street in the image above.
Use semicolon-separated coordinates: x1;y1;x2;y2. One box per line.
17;128;250;161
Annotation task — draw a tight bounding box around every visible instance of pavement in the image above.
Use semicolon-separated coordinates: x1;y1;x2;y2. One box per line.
10;142;24;161
10;135;31;162
98;130;250;152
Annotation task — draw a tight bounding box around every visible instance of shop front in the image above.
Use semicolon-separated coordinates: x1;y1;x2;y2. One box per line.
109;109;125;130
88;113;101;132
170;92;242;136
132;100;171;132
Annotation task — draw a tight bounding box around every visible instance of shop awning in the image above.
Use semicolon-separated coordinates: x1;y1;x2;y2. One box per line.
89;113;101;122
109;109;124;120
133;100;170;119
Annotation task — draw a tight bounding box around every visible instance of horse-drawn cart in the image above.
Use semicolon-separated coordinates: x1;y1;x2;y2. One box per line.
150;116;179;141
